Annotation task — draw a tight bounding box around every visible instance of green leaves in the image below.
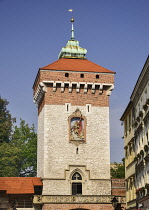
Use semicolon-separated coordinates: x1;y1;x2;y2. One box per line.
111;159;125;178
0;97;37;177
0;142;21;176
0;97;15;143
11;119;37;176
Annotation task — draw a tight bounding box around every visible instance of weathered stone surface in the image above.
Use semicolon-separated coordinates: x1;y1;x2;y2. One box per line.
37;105;111;195
33;195;126;204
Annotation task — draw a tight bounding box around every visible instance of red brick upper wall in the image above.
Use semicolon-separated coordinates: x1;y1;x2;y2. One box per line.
111;178;126;197
33;70;114;95
112;178;125;188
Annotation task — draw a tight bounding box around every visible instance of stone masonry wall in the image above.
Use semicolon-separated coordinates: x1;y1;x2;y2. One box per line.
37;104;111;195
35;68;114;197
38;87;109;115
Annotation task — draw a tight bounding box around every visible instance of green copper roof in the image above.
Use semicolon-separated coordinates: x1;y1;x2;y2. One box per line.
58;18;87;59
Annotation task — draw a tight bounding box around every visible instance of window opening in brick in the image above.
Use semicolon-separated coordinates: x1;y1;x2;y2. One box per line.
96;75;99;79
80;74;84;78
65;84;69;88
65;73;69;77
72;183;82;195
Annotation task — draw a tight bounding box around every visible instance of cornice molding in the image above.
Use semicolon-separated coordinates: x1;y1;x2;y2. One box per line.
33;81;114;106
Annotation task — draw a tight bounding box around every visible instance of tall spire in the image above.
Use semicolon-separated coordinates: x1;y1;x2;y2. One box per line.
58;12;87;59
71;17;75;40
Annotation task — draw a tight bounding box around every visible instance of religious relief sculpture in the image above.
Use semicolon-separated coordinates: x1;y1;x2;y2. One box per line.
69;108;86;142
70;117;84;140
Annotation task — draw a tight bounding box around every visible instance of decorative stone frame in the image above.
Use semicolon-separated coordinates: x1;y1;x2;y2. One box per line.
69;169;85;195
69;168;85;183
68;108;86;143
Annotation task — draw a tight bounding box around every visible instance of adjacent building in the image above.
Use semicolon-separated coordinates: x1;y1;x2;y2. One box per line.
0;177;42;209
120;102;136;209
121;55;149;209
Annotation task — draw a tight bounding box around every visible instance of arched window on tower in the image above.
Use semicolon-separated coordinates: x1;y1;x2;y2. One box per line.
72;172;82;195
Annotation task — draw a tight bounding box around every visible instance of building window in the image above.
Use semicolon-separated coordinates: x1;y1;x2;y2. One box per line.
125;119;127;136
146;132;148;142
65;103;71;113
65;73;69;77
72;183;82;195
86;104;91;113
96;75;99;79
80;74;84;78
129;114;131;129
72;172;82;180
72;172;82;195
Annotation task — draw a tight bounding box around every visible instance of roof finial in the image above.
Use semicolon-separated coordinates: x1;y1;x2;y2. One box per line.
69;9;75;40
58;10;87;59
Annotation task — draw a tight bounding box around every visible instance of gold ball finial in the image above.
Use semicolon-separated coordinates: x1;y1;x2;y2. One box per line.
71;18;74;22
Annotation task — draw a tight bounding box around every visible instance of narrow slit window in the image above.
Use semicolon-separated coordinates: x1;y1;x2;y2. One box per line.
65;103;71;113
86;104;91;113
67;104;69;112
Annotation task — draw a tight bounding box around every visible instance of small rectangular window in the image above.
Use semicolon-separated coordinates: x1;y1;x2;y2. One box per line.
65;73;69;77
72;183;82;195
96;75;99;79
80;74;84;78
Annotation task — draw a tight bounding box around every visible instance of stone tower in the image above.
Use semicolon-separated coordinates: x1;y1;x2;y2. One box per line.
33;18;116;209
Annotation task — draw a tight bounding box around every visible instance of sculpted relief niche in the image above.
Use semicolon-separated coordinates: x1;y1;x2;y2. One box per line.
68;108;86;142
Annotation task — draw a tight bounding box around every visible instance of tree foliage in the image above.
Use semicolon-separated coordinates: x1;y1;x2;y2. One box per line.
0;97;15;143
12;120;37;176
111;158;125;178
0;97;37;177
0;142;22;177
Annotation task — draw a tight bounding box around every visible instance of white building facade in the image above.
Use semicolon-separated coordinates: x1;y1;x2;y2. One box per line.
121;55;149;210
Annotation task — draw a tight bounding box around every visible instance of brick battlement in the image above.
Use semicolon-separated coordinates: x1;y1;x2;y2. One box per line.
33;70;114;94
33;70;114;113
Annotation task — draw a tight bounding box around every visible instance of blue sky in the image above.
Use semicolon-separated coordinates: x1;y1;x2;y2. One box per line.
0;0;149;162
